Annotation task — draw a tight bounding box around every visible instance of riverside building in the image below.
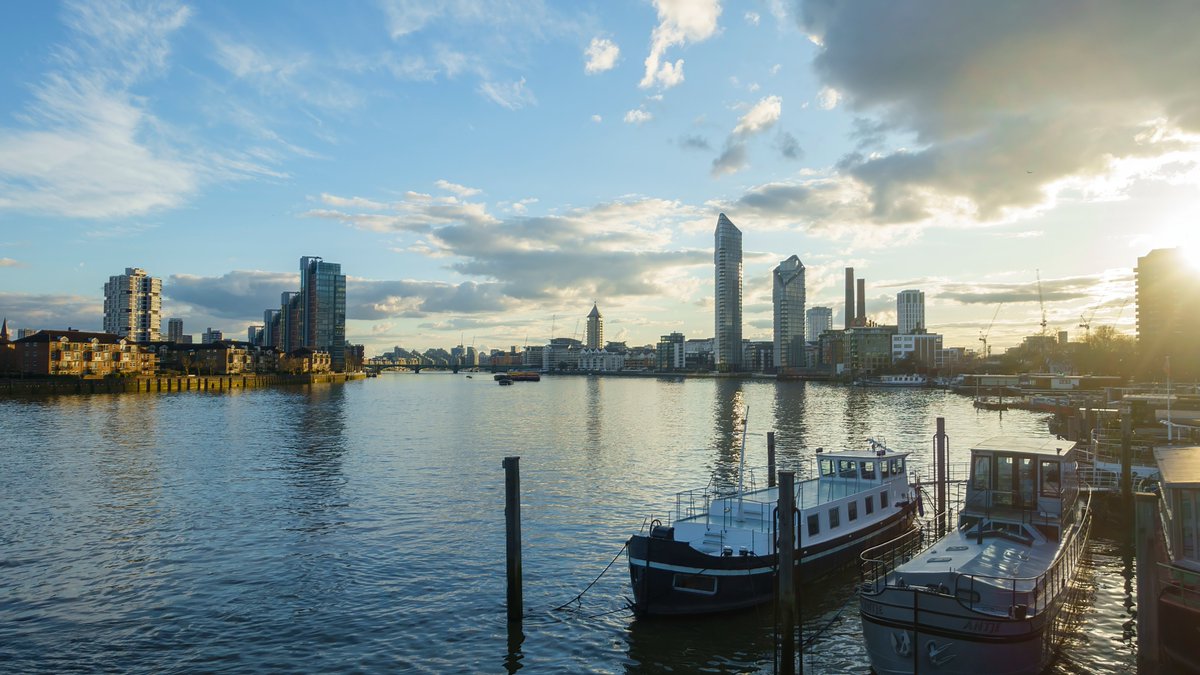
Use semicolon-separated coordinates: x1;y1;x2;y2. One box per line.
300;256;347;371
772;255;806;372
714;213;743;371
896;289;925;334
103;267;162;342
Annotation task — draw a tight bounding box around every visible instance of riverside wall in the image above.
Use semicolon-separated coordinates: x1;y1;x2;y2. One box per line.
0;372;366;396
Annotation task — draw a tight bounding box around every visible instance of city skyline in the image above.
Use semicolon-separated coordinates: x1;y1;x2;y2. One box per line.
2;2;1199;355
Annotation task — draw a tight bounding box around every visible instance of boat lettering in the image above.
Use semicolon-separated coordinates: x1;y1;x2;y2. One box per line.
962;620;1000;633
862;600;884;615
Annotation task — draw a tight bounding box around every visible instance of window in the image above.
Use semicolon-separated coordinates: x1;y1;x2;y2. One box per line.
880;490;888;508
1019;457;1035;506
880;460;891;478
860;461;876;480
673;574;717;595
995;455;1015;507
848;501;858;521
838;460;856;478
820;459;834;477
1040;460;1061;496
829;506;840;529
807;513;820;537
972;455;991;491
866;496;874;515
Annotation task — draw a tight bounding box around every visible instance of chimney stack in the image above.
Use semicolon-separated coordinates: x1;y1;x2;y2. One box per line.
844;268;854;329
856;278;866;326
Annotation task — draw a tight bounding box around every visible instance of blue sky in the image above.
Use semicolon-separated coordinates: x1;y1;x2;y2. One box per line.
1;0;1198;355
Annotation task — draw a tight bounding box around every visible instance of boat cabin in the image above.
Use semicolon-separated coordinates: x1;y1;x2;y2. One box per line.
1154;446;1200;571
963;436;1078;540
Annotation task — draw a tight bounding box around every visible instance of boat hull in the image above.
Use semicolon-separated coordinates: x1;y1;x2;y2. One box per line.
628;505;914;616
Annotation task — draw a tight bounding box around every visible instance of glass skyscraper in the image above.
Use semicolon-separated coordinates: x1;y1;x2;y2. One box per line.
896;289;925;334
773;255;806;371
300;256;347;371
714;213;743;370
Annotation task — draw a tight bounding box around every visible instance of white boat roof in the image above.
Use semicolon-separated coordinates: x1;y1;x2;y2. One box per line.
816;440;909;460
1154;446;1200;487
971;435;1075;458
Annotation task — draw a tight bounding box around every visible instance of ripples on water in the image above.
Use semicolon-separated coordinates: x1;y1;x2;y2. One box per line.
0;376;1137;672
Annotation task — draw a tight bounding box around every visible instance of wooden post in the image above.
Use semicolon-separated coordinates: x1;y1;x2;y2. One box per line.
767;432;776;488
778;470;796;675
1134;492;1159;669
935;417;948;538
503;456;523;623
1120;411;1132;504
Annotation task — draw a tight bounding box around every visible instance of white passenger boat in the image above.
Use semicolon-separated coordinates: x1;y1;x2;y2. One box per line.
628;434;918;615
859;374;929;387
859;435;1092;674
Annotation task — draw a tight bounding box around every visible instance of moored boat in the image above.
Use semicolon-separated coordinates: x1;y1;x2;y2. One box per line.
859;374;929;387
859;434;1092;674
494;370;541;381
627;434;918;616
1149;445;1200;673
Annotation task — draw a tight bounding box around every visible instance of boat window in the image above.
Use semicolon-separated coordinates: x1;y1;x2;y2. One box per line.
838;460;856;479
972;455;991;491
860;461;876;480
890;458;905;476
820;459;834;477
1040;460;1061;497
848;501;858;521
866;496;874;514
673;574;717;595
880;490;888;508
807;513;820;537
995;456;1015;507
1019;457;1035;507
829;506;840;529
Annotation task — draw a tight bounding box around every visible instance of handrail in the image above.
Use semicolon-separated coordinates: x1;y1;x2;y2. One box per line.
858;509;955;594
1158;562;1200;610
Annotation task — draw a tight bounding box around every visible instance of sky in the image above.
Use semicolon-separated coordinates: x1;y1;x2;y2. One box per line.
1;0;1198;356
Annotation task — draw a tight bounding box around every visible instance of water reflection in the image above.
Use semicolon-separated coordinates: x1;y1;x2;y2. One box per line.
280;385;349;534
709;380;747;488
585;376;602;448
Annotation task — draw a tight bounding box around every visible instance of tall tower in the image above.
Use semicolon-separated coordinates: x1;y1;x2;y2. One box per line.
896;290;925;334
586;303;603;349
844;268;855;329
806;306;833;343
856;278;866;326
1136;248;1200;379
714;213;743;370
299;256;347;371
773;256;806;371
167;318;184;343
103;267;162;342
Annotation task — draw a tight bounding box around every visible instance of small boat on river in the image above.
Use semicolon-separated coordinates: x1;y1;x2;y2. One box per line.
1150;445;1200;672
859;374;928;388
627;421;918;616
859;434;1092;674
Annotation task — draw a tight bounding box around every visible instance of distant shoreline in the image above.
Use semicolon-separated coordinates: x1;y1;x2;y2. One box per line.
0;372;366;397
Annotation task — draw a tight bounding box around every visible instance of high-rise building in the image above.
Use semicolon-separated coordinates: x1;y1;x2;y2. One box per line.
262;309;280;349
714;213;743;370
167;318;184;343
1136;248;1200;379
773;255;806;371
896;290;925;334
103;267;162;342
806;306;833;343
202;327;223;344
300;256;347;371
586;303;603;349
280;292;302;353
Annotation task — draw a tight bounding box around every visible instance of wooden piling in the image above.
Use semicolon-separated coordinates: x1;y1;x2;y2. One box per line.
503;456;523;623
1134;492;1159;669
767;432;776;488
935;417;948;538
1120;411;1133;504
777;470;796;675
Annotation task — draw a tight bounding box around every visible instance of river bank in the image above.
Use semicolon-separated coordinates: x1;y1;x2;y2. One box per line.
0;372;366;396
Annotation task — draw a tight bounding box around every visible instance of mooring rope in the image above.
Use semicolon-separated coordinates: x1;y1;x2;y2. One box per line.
553;540;629;612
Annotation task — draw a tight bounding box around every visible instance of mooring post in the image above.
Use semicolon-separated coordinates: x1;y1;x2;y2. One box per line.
767;432;777;488
778;470;796;675
503;456;523;623
1120;411;1132;505
1134;492;1159;670
935;417;948;538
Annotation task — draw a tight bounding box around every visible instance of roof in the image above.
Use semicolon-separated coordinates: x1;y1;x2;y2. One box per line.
1154;446;1200;487
971;435;1075;458
14;329;123;344
588;303;601;318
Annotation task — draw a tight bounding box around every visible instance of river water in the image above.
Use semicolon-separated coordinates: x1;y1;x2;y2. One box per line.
0;375;1137;673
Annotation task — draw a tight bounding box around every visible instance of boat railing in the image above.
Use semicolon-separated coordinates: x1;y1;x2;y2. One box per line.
954;490;1093;619
858;508;956;594
1158;563;1200;610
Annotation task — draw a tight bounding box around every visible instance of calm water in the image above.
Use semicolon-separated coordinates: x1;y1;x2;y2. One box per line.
0;375;1137;673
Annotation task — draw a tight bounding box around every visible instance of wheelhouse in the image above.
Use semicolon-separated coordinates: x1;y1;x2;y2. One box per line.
962;436;1078;540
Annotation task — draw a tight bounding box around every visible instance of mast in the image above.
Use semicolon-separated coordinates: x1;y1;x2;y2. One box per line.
736;405;750;520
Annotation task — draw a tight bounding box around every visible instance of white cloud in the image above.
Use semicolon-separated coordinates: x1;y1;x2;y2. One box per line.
0;257;21;267
745;12;760;26
640;0;722;89
624;108;653;125
591;114;603;123
435;180;482;197
479;77;536;110
584;37;620;74
817;86;840;110
733;95;782;136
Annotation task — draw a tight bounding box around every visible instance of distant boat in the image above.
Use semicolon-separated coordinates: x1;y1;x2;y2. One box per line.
494;370;540;382
859;374;928;387
627;412;918;615
860;434;1092;674
497;375;513;386
974;398;1009;411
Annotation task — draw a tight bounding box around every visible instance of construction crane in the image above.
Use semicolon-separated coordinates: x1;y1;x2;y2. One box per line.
1078;306;1098;337
1035;269;1048;336
979;303;1003;358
